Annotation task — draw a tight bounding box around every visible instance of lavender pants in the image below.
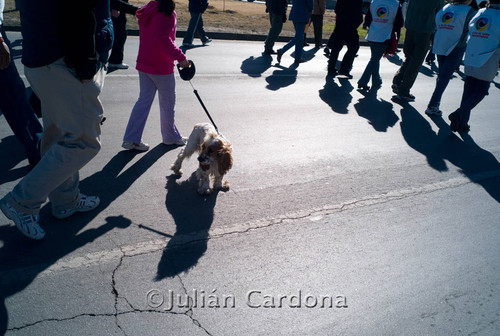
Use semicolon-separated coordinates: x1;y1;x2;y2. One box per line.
123;72;182;144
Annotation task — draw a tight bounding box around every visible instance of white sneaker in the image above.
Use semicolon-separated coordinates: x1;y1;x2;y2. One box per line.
52;194;100;219
108;63;129;69
163;137;187;146
425;107;442;116
122;141;150;151
0;198;45;240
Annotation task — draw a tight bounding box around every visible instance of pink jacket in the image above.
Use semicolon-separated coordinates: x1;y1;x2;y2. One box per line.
136;1;186;75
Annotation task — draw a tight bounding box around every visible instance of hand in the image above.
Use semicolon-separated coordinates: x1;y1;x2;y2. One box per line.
178;59;190;68
111;9;120;18
0;41;11;70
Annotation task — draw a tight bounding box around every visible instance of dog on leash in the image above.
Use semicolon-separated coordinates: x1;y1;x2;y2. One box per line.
170;123;233;194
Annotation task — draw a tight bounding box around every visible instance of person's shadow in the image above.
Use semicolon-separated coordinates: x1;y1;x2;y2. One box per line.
318;77;354;114
354;89;399;132
240;54;273;78
399;103;500;202
265;63;299;91
0;144;173;333
155;174;218;280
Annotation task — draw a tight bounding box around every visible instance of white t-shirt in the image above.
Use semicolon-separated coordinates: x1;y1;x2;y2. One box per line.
366;0;400;42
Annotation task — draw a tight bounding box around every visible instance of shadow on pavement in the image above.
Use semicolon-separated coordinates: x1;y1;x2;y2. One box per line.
155;174;218;280
319;77;354;114
399;103;500;203
240;54;273;78
265;63;298;91
354;89;399;132
0;144;172;333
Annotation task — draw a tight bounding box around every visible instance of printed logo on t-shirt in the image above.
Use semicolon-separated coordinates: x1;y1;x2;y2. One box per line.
376;6;388;18
475;17;489;32
441;11;454;24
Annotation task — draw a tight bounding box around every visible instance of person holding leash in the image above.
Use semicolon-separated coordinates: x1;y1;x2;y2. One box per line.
122;0;190;152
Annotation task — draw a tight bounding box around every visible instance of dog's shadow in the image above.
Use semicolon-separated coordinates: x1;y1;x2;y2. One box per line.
155;173;219;280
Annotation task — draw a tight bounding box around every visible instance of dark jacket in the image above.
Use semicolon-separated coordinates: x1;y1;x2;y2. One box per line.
334;0;363;30
18;0;112;80
189;0;209;13
266;0;288;19
289;0;313;23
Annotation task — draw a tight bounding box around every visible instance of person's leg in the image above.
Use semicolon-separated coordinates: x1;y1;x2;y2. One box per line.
6;58;105;214
398;31;431;95
183;12;201;45
328;27;345;74
264;13;283;53
293;22;306;61
195;14;209;43
123;72;157;144
393;29;417;89
108;12;127;65
151;73;183;143
339;28;360;75
427;47;465;109
454;76;490;127
0;29;43;167
358;41;386;87
311;14;323;47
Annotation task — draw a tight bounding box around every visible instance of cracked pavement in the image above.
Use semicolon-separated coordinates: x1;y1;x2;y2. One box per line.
1;35;500;335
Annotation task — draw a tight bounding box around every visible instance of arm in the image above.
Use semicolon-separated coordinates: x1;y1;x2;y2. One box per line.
58;0;99;81
110;0;138;15
157;16;187;65
0;38;10;69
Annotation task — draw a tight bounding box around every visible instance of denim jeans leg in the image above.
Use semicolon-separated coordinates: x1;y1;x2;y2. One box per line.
183;12;201;44
358;41;386;86
293;22;306;60
0;29;43;166
428;47;465;109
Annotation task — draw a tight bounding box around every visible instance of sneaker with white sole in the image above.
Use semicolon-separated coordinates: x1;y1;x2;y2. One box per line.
52;194;100;219
0;198;45;239
163;137;187;146
425;106;442;116
122;141;150;151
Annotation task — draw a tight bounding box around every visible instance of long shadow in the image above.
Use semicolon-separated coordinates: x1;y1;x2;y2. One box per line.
265;63;299;91
0;135;30;185
155;174;218;280
354;89;399;132
0;144;172;333
318;77;354;114
399;103;500;202
240;54;273;78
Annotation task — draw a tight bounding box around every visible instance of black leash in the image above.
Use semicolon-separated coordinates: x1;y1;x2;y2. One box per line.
188;80;220;135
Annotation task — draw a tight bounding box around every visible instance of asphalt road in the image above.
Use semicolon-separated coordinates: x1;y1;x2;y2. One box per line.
1;33;499;335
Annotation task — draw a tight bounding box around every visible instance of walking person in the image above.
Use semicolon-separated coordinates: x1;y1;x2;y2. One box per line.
276;0;314;64
357;0;404;91
326;0;363;78
182;0;211;47
391;0;445;101
448;0;500;132
122;0;190;152
305;0;326;48
263;0;288;55
0;0;43;169
108;0;140;70
425;0;476;116
0;0;112;240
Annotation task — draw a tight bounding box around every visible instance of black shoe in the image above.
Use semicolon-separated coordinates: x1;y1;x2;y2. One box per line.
448;112;460;132
264;49;276;55
338;71;353;79
396;93;415;102
357;84;370;91
459;124;470;133
324;47;330;54
277;49;283;63
391;83;399;94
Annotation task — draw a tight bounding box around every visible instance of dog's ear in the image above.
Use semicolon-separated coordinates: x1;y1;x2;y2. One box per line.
217;145;233;176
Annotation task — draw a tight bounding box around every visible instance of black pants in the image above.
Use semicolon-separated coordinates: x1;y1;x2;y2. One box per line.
109;12;127;64
310;14;323;47
327;26;359;74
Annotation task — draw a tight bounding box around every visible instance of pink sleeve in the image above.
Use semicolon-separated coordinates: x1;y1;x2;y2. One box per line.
156;15;186;63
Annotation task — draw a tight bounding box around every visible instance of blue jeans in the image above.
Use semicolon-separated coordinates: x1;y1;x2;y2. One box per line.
183;12;209;44
280;21;306;61
358;41;388;87
454;76;490;127
0;27;43;167
427;46;465;109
